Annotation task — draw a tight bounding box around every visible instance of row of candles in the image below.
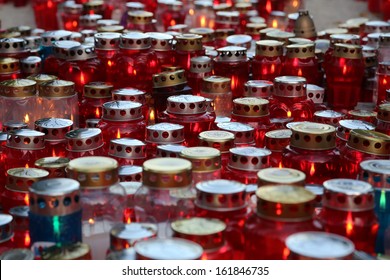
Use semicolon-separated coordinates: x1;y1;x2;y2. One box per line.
0;0;389;260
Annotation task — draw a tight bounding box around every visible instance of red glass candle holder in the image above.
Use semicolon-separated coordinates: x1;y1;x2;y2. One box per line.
162;1;185;30
0;58;21;82
98;101;146;148
118;166;143;183
65;128;105;159
217;122;255;147
1;168;49;213
213;46;249;99
368;0;381;13
223;147;271;185
245;185;317;260
80;82;113;127
108;138;146;166
200;76;232;117
231;97;275;147
324;35;360;66
112;87;148;120
246;23;267;42
127;11;156;32
9;206;31;249
114;33;159;93
383;0;390;21
215;11;240;32
189;28;215;48
43;39;79;76
146;32;175;70
61;2;83;31
319;179;379;254
158;95;216;147
375;62;390;106
282;122;340;185
325;44;365;111
82;1;107;17
376;103;390;136
20;57;42;78
35;118;73;158
145;123;185;158
94;33;120;85
195;179;248;259
188;56;212;96
336;120;375;151
174;34;204;71
264;129;292;167
314;110;345;127
252;40;284;83
32;0;60;30
180;147;221;186
340;130;390;179
34;157;70;178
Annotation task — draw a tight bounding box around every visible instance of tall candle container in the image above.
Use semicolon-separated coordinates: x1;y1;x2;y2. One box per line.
180;147;221;185
162;1;185;31
193;1;215;29
32;0;60;30
65;128;105;159
37;80;79;126
146;32;174;70
252;40;283;82
35;157;70;178
94;33;120;85
245;185;317;260
171;218;233;260
43;40;80;76
375;62;390;106
282;122;340;185
376;103;390;136
200;76;231;117
0;79;37;127
108;138;146;166
188;56;212;96
127;11;156;32
67;156;126;260
0;58;21;82
216;122;255;147
61;1;83;31
264;129;292;167
29;178;82;245
145;123;185;158
9;206;30;249
195;179;248;259
134;158;195;237
174;34;204;71
319;179;378;254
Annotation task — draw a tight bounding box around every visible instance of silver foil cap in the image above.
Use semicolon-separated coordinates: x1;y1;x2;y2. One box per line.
274;76;307;98
64;45;96;61
53;40;81;59
112;88;146;104
6;129;45;150
146;32;173;51
35;118;73;142
156;144;186;158
359;160;390;189
216;122;255;145
216;46;247;62
0;38;27;54
166;95;207;115
108;138;146;159
94;32;121;50
120;33;151;50
80;14;103;28
20;56;41;74
102;101;143;121
314;110;345;126
146;123;185;144
41;30;73;47
190;56;212;74
337;120;375;141
306;84;325;104
118;165;143;182
65;128;104;152
244;80;274;98
228;147;271;171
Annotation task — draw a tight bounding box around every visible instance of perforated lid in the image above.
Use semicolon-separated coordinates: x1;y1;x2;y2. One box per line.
84;82;113;98
232;97;269;118
273;76;307;98
20;56;41;75
102;101;143;121
6;129;45;150
41;30;72;46
290;122;336;150
146;123;185;144
120;33;151;50
0;38;27;54
166;95;207;115
180;147;221;172
216;122;254;145
112;87;146;104
146;32;173;51
65;128;104;152
35;118;73;142
198;130;235;153
244;80;274;99
108;138;146;159
257;167;306;187
346;130;390;156
94;32;121;50
216;46;247;62
228;147;271;171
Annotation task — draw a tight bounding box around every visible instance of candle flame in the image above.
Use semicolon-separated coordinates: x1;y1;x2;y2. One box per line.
116;128;121;139
293;0;299;8
383;78;388;85
47;0;53;8
148;108;156;125
272;19;278;28
24;114;30;124
24;193;29;205
346;211;354;236
25;163;29;168
266;0;272;14
133;69;137;75
80;72;85;84
126;216;131;224
231;76;238;91
200;16;206;27
24;233;31;247
309;163;315;176
88;218;95;225
270;64;275;73
297;68;302;76
107;60;113;67
282;247;290;260
287;110;292;118
170;19;176;26
95;107;101;118
342;65;347;75
189;9;194;16
279;162;283;168
72;21;78;28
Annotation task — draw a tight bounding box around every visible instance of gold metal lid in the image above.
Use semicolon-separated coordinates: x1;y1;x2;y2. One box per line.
265;129;292;151
333;43;363;59
41;243;91;260
6;167;49;193
232;97;269;118
112;87;146;105
255;40;283;57
6;129;45;150
20;56;41;75
171;218;226;250
266;30;295;44
180;147;221;172
258;167;306;187
120;32;151;50
146;123;185;144
347;109;377;123
195;179;247;211
0;79;36;98
364;20;390;34
35;118;73;142
198;130;235;153
38;80;75;98
359;160;390;189
306;84;325;104
94;32;121;50
142;158;192;188
110;223;157;252
215;11;239;24
167;95;207;115
189;28;215;44
108;138;146;159
323;179;374;211
35;157;70;178
228;147;271;171
201;76;231;93
337;120;375;142
41;30;72;46
216;46;247;62
102;101;143;121
67;156;119;188
27;74;57;85
0;214;13;242
286;43;315;59
0;38;27;54
256;185;315;221
175;34;203;51
152;70;187;88
290;122;336;150
377;103;390;122
190;56;212;74
80;14;103;28
286;232;355;260
314;110;345;126
65;128;104;152
97;25;124;33
293;10;317;39
246;23;267;35
83;0;104;13
83;81;113;98
118;165;143;182
347;130;390;156
273;76;307;98
128;11;154;24
0;58;19;74
156;144;186;158
216;122;254;145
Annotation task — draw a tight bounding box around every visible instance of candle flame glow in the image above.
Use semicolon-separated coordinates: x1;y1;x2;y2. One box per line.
24;114;30;124
282;248;290;260
108;60;113;67
148;108;155;124
297;68;302;76
189;9;194;16
270;64;275;73
24;193;29;206
24;233;31;247
276;203;282;215
346;211;353;236
73;21;78;28
272;19;278;28
25;163;29;168
231;76;238;91
95;107;101;118
309;163;315;176
170;19;176;26
52;149;57;157
383;78;388;85
279;162;283;168
47;0;53;8
116;128;121;139
293;0;299;8
89;218;95;225
80;72;85;84
266;0;272;14
287;110;292;118
200;16;206;27
342;65;347;75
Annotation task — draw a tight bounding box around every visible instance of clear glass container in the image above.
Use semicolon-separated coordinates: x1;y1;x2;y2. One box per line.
61;1;83;31
146;32;175;70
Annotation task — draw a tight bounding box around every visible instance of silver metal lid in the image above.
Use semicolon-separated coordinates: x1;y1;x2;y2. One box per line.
228;147;271;171
65;128;104;152
9;205;29;218
112;88;146;104
20;56;41;74
64;45;96;61
94;32;121;50
6;129;45;150
359;160;390;189
23;36;42;51
0;38;27;54
80;14;103;28
53;40;81;59
216;46;247;62
216;122;255;145
120;33;151;50
41;30;73;47
108;138;146;159
118;165;143;182
364;20;390;34
244;80;274;99
274;76;307;98
35;118;73;142
337;120;375;141
226;34;252;49
146;123;185;144
190;56;212;73
102;101;143;121
306;84;325;104
167;95;207;115
156;144;186;158
146;32;173;51
2;120;27;131
314;110;345;126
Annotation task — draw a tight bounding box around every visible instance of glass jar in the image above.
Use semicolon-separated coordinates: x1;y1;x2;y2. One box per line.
319;179;379;254
285;231;355;260
61;1;83;31
80;82;113;127
94;33;120;85
231;97;274;147
195;179;248;260
171;217;233;260
375;62;390;106
120;181;142;224
20;57;42;78
243;80;274;100
161;1;185;31
9;206;30;249
340;130;390;179
40;31;73;62
378;34;390;63
224;147;271;185
282;122;340;185
114;33;159;93
336;120;375;151
314;110;345;127
324;34;360;65
134;237;203;260
146;32;174;70
216;122;255;147
127;11;156;32
37;80;79;127
264;129;292;167
108;138;146;166
0;79;37;127
42;41;79;77
213;46;249;99
359;160;390;254
67;156;126;260
0;38;29;60
245;185;317;259
192;1;215;29
180;147;221;186
325;44;365;111
1;167;49;213
134;158;195;237
188;56;212;96
34;157;70;178
0;214;15;255
0;58;21;82
158;95;216;147
29;178;82;246
35;118;73;158
65;128;105;159
174;34;204;71
145;123;185;158
215;11;240;32
200;76;232;117
32;0;60;30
